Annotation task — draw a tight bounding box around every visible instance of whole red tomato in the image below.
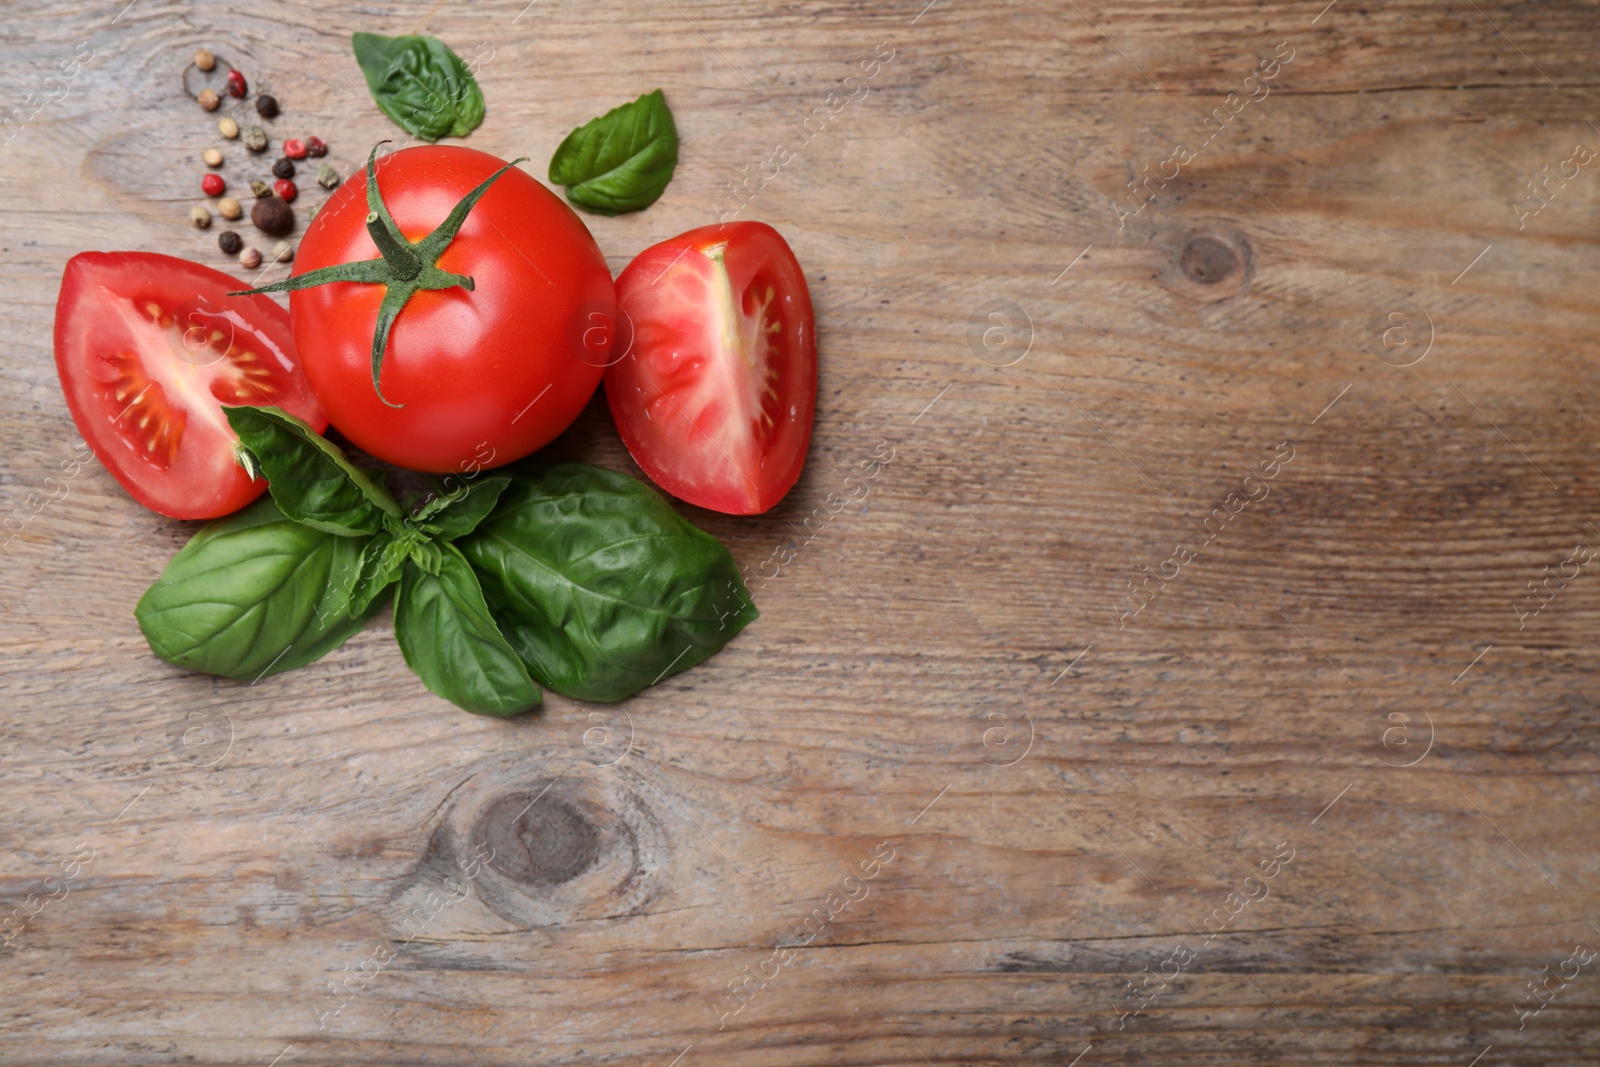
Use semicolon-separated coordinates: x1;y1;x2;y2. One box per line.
285;146;616;472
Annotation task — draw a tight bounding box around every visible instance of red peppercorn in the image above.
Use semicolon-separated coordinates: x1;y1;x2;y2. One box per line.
226;69;247;98
305;136;328;158
274;179;298;203
201;173;226;197
283;138;307;160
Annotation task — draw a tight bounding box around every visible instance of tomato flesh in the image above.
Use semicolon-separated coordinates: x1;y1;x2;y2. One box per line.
54;252;326;519
608;222;816;514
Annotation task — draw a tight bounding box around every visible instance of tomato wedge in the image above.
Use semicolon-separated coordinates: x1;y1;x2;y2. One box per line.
607;222;816;515
54;252;326;519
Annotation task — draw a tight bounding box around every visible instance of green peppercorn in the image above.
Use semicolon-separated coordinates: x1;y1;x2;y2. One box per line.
250;180;271;199
242;125;267;153
316;163;339;189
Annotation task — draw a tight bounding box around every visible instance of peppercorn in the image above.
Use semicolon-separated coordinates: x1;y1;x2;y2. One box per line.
218;196;242;220
218;231;243;254
306;136;328;158
272;240;293;263
218;117;239;139
316;162;339;189
198;88;220;111
189;205;212;229
255;93;279;119
274;179;298;203
226;69;247;98
239;247;262;269
242;125;267;153
250;180;271;199
272;157;295;179
251;196;294;236
201;173;225;197
283;138;307;160
194;49;216;72
202;148;223;168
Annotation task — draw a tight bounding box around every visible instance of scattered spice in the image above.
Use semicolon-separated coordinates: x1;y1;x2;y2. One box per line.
218;231;243;254
272;157;295;179
255;93;279;119
272;240;294;263
239;247;262;269
306;136;328;158
202;147;223;168
189;205;212;229
242;125;267;153
226;69;247;98
316;162;339;189
201;173;225;197
274;179;298;203
198;88;220;111
194;49;216;72
218;117;239;139
218;196;242;220
250;180;271;199
251;196;294;236
283;138;307;160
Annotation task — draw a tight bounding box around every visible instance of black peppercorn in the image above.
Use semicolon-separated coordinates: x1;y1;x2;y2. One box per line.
255;93;279;119
218;231;243;254
250;195;294;237
272;157;295;179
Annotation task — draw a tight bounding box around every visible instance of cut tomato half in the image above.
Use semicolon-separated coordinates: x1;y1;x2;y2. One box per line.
54;252;326;519
606;222;816;515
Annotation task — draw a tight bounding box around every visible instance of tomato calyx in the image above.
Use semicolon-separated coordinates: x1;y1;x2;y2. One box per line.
233;142;528;409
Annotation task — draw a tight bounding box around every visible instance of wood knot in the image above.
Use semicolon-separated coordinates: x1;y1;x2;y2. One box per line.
405;769;669;929
478;792;601;887
1161;224;1253;302
1180;235;1239;285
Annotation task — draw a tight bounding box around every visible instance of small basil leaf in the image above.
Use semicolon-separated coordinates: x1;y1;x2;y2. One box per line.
547;89;678;215
393;544;541;717
225;406;401;536
352;32;485;142
457;464;758;703
135;497;380;681
415;476;512;541
340;531;405;618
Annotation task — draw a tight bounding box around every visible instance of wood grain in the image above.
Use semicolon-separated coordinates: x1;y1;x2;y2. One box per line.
3;0;1600;1063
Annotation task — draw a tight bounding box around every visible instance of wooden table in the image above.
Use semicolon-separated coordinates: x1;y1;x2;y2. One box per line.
4;1;1599;1063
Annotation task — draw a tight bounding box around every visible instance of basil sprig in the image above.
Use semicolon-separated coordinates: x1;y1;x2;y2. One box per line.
352;32;485;142
548;89;679;215
134;409;756;716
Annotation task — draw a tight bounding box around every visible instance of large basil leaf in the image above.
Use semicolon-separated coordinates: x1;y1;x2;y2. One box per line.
352;32;485;142
413;475;511;541
393;544;541;717
457;464;758;703
547;89;678;215
135;497;382;681
225;406;400;536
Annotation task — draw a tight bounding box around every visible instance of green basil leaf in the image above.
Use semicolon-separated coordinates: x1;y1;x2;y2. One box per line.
393;543;541;716
547;89;678;215
352;32;485;142
135;497;381;681
413;475;512;541
338;530;406;618
457;464;758;703
225;406;401;536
